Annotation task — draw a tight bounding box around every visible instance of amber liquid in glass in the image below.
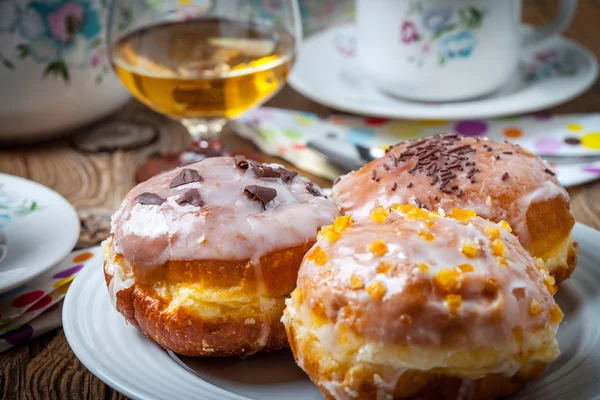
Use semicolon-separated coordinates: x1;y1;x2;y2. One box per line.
112;18;295;119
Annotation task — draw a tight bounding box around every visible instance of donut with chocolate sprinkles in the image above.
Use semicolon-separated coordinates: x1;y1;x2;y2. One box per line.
332;134;577;283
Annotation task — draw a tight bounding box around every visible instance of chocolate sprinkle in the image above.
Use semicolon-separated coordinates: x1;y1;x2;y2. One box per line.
136;192;165;205
502;151;513;155
169;168;203;188
244;185;277;209
385;134;480;197
371;169;377;181
176;189;204;207
383;164;390;171
391;182;397;191
544;168;556;176
333;177;341;185
502;172;509;180
407;182;414;188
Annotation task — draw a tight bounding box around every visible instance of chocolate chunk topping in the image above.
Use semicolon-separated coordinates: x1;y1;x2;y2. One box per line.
136;192;165;205
244;185;277;209
306;181;323;197
258;165;282;178
176;189;204;207
234;155;249;169
278;168;299;184
169;168;203;188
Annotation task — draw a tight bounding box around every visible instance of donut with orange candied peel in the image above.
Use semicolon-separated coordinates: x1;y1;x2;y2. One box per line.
283;206;562;400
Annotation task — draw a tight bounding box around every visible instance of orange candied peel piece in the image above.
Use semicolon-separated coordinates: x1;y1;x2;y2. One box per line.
423;219;435;228
307;246;329;266
449;208;477;223
457;263;474;273
318;225;342;242
446;294;462;312
497;220;513;233
541;269;558;295
550;304;563;324
529;299;544;316
484;225;501;240
418;230;435;242
367;281;386;301
434;268;461;292
377;261;393;274
333;215;353;232
369;206;390;223
417;262;429;273
390;203;415;214
461;239;479;258
406;207;439;221
497;256;509;267
492;239;505;256
370;239;388;256
350;274;364;289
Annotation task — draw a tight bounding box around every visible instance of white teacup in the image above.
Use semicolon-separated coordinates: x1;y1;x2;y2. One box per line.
356;0;577;102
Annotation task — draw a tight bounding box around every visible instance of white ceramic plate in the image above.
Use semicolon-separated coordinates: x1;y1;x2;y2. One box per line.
289;25;599;120
64;223;600;400
0;173;80;293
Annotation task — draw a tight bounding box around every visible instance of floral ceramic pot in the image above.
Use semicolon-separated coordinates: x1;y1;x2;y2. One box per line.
0;0;130;142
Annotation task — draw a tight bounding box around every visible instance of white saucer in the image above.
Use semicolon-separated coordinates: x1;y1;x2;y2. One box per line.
289;25;599;120
64;223;600;400
0;174;80;293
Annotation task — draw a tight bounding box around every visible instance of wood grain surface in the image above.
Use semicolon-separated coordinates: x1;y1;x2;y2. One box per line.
1;1;599;399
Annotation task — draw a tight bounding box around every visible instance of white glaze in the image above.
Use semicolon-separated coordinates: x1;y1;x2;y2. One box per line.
110;157;340;275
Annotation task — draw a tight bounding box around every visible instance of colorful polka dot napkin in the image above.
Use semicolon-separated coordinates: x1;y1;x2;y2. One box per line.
232;107;600;187
0;246;102;353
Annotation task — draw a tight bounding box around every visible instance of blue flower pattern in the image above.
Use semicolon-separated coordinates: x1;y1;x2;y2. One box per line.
403;1;485;67
440;31;477;59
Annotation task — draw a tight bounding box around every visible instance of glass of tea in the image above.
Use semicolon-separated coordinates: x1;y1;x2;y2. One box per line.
107;0;301;178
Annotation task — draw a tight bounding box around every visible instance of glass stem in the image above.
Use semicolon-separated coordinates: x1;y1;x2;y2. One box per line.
181;118;227;144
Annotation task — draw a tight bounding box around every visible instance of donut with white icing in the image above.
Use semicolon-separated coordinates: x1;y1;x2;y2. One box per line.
103;156;340;356
283;206;562;400
332;134;577;283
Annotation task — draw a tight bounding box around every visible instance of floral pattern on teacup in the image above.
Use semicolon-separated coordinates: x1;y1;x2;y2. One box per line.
0;0;132;84
521;48;578;82
401;1;485;67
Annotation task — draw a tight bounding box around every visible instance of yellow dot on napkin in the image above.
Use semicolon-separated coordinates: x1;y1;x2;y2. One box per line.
53;276;75;289
567;123;583;131
419;120;447;126
56;282;72;295
582;133;600;149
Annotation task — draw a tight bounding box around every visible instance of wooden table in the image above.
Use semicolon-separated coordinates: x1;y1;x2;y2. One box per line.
1;1;599;399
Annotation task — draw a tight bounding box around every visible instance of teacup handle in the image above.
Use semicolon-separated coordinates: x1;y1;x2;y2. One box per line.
522;0;577;47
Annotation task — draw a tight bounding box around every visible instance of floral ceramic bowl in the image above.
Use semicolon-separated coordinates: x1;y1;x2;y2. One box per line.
0;0;130;142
